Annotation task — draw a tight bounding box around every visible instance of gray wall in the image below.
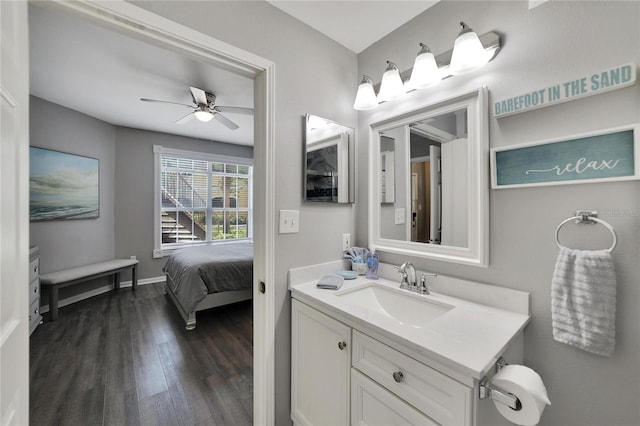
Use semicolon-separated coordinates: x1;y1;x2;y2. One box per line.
129;2;358;424
114;127;253;279
30;96;116;272
30;96;117;302
356;2;639;426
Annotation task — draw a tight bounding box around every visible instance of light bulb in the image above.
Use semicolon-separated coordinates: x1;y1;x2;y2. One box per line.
377;61;406;102
449;22;489;76
353;75;378;110
194;109;214;122
407;43;442;90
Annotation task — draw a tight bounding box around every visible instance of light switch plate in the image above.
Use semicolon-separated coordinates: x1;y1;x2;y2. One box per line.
394;208;405;225
279;210;300;234
342;233;351;251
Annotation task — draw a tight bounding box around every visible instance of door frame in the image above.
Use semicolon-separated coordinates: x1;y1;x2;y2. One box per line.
42;1;276;423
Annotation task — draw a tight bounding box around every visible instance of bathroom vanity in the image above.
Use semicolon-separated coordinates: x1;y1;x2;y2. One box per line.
289;263;530;426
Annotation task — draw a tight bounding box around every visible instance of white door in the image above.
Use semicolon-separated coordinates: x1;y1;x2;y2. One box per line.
0;1;30;425
440;138;468;247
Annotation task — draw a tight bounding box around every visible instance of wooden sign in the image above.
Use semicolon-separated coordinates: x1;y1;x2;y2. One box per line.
491;126;639;188
493;63;636;118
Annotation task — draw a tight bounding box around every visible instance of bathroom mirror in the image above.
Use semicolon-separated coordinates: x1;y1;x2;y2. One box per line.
369;88;489;267
304;114;355;203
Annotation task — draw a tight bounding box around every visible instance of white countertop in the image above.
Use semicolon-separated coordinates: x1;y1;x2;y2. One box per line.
290;274;530;380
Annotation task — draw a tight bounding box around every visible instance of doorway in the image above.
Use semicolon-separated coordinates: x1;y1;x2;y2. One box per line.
27;1;275;423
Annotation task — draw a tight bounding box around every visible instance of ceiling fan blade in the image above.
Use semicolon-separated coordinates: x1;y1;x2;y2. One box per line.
176;112;195;125
140;98;193;108
189;87;208;105
213;112;239;130
215;105;254;115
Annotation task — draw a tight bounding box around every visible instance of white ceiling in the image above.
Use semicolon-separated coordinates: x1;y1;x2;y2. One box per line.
29;2;438;147
29;4;255;146
267;1;439;53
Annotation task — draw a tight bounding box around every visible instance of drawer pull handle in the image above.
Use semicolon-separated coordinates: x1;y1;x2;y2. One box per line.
392;371;404;383
338;341;347;350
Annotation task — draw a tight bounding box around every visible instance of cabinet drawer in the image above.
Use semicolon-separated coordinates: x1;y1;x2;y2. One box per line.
352;330;472;426
28;298;42;334
29;278;40;305
352;369;439;426
29;258;39;283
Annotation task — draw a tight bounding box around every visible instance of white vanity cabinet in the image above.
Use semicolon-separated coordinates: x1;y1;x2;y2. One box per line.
291;299;473;426
289;266;530;426
291;299;351;426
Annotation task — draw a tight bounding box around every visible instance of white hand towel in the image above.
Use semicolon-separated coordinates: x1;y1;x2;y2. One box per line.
551;247;617;357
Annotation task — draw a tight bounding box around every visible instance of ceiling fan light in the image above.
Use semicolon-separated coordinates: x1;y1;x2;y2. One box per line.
449;22;489;76
194;109;214;122
408;43;442;90
378;61;406;102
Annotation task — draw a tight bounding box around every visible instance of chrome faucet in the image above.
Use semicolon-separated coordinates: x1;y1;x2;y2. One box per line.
397;262;416;290
397;263;437;294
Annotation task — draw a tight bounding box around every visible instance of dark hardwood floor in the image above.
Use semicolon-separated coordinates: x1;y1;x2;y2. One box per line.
30;283;253;426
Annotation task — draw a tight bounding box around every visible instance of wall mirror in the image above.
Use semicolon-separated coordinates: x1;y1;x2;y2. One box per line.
304;114;355;203
369;88;489;267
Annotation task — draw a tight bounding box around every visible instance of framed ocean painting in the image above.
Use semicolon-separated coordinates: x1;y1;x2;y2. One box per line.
30;147;99;221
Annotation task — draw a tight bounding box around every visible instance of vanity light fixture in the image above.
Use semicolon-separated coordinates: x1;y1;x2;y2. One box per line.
353;75;378;110
449;21;489;75
377;61;406;102
194;105;214;122
407;43;442;90
352;22;501;111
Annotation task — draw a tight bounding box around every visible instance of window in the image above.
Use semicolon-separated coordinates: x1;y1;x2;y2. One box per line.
153;146;252;257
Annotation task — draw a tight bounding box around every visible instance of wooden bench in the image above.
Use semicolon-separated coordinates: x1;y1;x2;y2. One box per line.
40;259;139;321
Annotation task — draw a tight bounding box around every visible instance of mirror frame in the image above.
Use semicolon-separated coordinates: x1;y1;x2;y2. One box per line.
368;87;489;267
304;114;355;203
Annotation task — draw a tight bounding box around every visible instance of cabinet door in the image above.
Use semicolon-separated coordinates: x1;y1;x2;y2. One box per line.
291;299;351;426
351;369;439;426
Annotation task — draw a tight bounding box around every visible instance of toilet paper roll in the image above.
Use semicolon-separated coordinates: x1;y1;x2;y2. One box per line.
490;365;551;426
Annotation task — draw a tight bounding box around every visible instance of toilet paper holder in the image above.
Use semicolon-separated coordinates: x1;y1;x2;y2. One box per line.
479;357;522;411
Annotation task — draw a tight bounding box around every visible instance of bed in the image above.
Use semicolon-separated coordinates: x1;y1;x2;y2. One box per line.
162;241;253;330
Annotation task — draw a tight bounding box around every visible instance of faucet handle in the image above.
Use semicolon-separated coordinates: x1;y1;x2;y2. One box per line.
419;273;435;294
396;267;410;290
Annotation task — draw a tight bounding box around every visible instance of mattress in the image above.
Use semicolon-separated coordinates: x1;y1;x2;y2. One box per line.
163;241;253;312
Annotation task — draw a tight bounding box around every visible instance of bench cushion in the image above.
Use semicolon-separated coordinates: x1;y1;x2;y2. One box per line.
40;259;138;286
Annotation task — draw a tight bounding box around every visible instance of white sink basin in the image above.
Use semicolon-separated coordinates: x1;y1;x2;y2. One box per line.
336;283;453;328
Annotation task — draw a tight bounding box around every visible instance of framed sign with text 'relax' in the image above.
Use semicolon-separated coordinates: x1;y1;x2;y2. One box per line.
491;125;640;189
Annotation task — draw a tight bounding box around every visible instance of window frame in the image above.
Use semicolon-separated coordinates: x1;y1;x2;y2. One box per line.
153;145;253;258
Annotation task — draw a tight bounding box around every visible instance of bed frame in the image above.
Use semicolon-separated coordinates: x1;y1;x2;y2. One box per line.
165;274;252;330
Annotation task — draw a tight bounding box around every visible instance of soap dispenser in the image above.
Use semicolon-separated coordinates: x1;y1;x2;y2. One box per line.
366;247;379;280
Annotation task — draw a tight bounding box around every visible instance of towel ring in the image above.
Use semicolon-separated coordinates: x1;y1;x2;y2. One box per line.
555;215;617;252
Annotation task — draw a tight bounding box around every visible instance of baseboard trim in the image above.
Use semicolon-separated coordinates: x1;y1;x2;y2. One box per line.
39;275;166;314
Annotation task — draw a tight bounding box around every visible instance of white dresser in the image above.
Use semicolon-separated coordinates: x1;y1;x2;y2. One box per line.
28;246;42;334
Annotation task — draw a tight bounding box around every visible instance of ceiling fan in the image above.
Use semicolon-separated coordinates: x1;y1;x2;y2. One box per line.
140;86;253;130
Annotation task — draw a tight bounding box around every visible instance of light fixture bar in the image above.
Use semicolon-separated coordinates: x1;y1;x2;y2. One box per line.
372;31;501;92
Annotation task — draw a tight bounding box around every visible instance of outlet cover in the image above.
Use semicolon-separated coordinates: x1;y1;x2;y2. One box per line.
279;210;300;234
394;208;405;225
